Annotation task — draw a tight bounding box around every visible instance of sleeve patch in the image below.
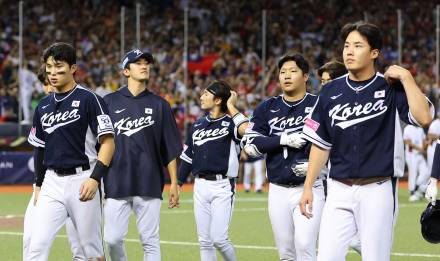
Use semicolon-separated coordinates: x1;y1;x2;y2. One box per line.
97;115;113;131
305;118;320;132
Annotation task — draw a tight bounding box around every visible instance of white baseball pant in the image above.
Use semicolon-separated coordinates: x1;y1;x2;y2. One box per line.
243;159;264;192
27;169;104;261
268;181;325;261
104;196;161;261
407;154;430;193
194;177;236;261
317;178;396;261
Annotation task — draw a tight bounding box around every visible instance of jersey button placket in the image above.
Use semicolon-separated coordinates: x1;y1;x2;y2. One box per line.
354;93;360;176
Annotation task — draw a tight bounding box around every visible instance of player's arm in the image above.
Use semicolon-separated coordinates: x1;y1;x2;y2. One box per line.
384;65;432;127
80;134;115;201
227;91;249;136
33;147;46;205
167;158;180;209
299;144;330;218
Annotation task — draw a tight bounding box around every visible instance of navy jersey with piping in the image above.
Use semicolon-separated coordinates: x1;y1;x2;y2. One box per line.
244;93;317;185
432;141;440;179
103;87;182;199
28;84;114;168
303;72;433;179
179;114;241;180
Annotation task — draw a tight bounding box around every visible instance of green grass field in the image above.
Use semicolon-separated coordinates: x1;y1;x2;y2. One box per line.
1;188;439;260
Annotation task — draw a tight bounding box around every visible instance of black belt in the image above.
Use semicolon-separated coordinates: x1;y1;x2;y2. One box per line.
196;173;228;181
272;182;301;188
50;164;90;176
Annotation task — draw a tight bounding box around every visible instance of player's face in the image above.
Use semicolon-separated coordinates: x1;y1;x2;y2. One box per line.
45;57;76;89
279;61;308;94
321;72;332;86
125;58;150;82
343;31;379;73
200;90;220;111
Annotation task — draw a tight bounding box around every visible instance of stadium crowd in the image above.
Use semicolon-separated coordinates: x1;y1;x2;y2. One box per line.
0;0;439;132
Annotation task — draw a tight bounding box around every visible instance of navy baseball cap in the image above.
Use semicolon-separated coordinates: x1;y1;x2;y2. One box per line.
120;49;154;69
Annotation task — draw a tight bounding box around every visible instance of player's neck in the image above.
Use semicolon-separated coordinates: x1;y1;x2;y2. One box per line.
54;80;76;93
283;88;306;102
127;80;147;96
348;66;376;81
209;108;225;119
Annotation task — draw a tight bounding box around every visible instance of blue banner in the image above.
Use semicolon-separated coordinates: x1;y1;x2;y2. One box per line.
0;152;34;184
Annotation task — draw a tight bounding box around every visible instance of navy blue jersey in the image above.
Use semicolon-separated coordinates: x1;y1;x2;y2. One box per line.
245;93;317;185
103;87;182;199
28;85;114;168
431;141;440;179
180;114;241;178
303;72;431;179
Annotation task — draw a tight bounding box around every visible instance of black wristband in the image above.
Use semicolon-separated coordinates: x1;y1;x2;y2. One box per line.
90;160;109;183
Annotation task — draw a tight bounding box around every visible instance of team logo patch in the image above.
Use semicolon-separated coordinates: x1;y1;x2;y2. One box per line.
221;121;230;127
305;107;313;113
145;108;153;114
71;100;80;107
374;90;385;98
30;127;36;135
305;118;320;132
97;115;113;131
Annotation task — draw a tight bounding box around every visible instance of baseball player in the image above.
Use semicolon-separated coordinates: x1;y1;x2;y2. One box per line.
403;124;430;202
23;66;85;260
178;80;249;261
26;42;115;260
426;140;440;205
243;53;325;261
19;63;42;124
103;49;182;261
317;61;347;86
300;21;432;261
241;151;265;193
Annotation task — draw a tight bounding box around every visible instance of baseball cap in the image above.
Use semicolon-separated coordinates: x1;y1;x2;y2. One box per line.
206;81;231;101
120;49;154;69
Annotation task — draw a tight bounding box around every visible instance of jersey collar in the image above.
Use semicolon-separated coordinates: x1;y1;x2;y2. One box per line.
119;86;151;98
345;72;379;92
281;93;308;107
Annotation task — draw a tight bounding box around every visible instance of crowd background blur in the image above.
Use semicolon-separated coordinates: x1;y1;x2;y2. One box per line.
0;0;439;145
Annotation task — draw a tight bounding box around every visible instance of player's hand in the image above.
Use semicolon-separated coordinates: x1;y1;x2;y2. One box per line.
168;183;180;209
79;178;99;202
33;186;41;206
292;162;308;177
425;178;438;205
299;188;314;219
227;91;238;108
384;65;412;85
280;132;307;149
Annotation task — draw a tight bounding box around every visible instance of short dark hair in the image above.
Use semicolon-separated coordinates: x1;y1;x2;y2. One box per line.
37;65;48;84
277;53;309;74
42;42;76;66
317;61;347;79
340;21;382;51
206;80;232;113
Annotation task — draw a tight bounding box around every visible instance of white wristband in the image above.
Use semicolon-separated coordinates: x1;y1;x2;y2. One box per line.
232;113;248;127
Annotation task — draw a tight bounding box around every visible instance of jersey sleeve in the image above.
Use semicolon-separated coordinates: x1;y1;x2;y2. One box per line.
28;107;45;148
180;124;194;164
431;141;440;179
87;93;115;141
302;97;332;150
394;82;434;126
160;101;183;165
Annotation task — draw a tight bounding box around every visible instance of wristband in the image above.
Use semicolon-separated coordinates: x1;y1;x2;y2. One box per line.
232;113;248;127
90;160;109;183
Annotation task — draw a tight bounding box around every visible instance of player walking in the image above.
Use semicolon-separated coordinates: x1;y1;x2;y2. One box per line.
300;22;432;261
243;53;325;261
27;42;115;261
103;49;182;261
177;80;248;261
23;66;85;260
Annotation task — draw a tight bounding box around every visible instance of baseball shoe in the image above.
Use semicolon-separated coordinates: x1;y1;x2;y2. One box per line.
409;191;422;202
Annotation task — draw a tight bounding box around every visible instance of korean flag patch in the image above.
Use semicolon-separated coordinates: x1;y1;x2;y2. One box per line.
222;121;230;127
72;100;80;107
305;107;313;113
97;115;113;132
374;90;385;98
145;108;153;114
